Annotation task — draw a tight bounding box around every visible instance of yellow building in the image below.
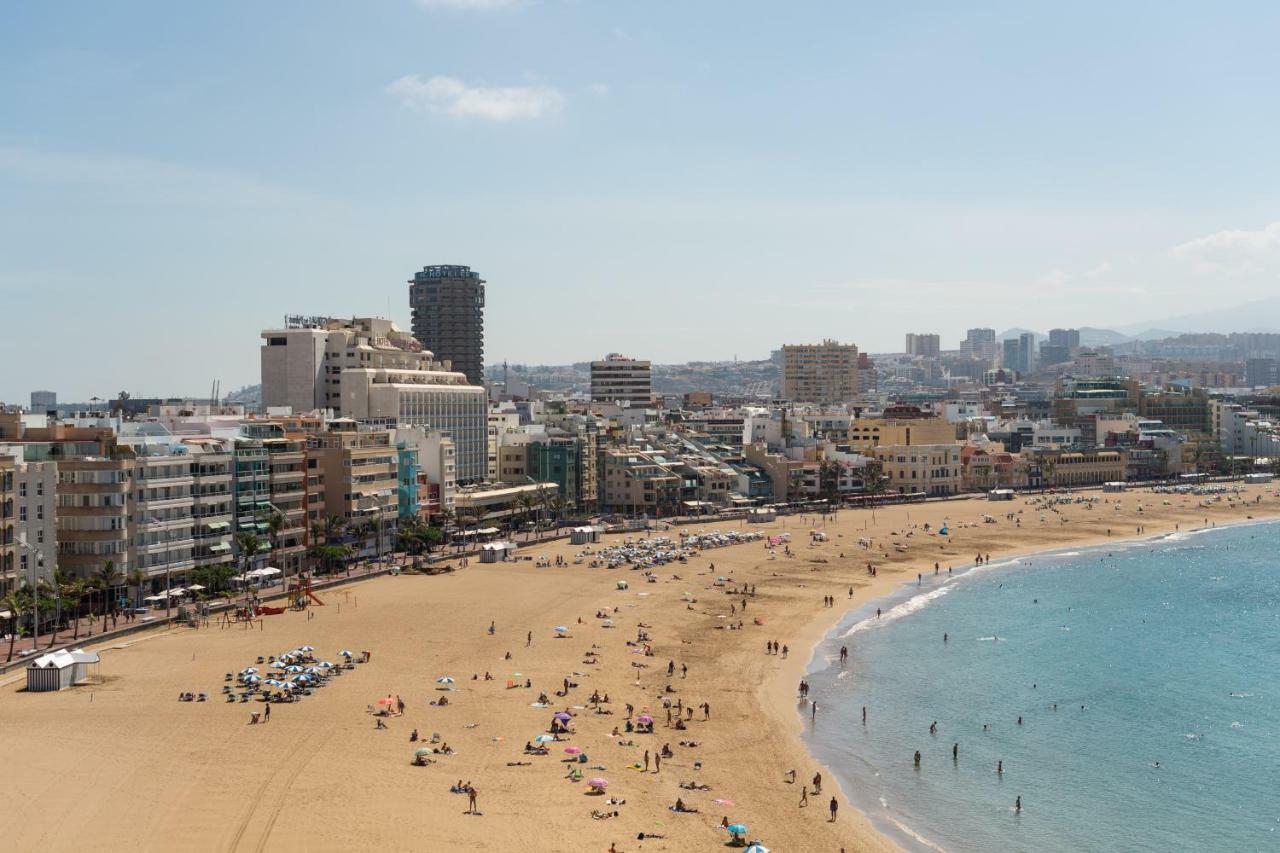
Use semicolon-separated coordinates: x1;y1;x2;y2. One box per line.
873;444;963;496
847;417;955;450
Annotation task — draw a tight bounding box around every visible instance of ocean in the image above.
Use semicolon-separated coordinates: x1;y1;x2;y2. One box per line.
803;521;1280;852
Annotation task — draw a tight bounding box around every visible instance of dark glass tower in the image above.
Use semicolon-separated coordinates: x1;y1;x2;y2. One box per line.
408;265;485;386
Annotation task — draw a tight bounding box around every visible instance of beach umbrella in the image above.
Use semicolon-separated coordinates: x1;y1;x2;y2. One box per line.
636;714;653;725
511;672;523;678
318;661;333;668
414;748;434;758
744;845;769;853
279;651;295;659
299;645;315;652
285;665;304;673
554;626;569;634
339;649;352;656
240;667;258;675
726;823;748;835
436;676;455;684
534;735;555;743
587;777;608;789
376;696;395;707
601;619;614;627
564;746;582;755
554;712;572;722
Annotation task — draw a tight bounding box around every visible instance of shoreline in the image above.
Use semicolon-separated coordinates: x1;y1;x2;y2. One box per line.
784;506;1280;853
4;485;1278;851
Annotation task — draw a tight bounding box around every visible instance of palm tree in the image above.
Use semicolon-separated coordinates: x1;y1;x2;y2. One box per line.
862;464;888;524
261;510;286;577
548;495;569;533
514;492;536;539
94;561;121;623
234;531;265;584
3;591;29;662
127;568;146;611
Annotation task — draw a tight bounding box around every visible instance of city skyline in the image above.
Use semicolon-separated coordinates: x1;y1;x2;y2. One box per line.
7;2;1280;400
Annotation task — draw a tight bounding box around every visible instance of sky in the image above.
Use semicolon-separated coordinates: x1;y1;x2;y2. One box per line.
4;1;1280;402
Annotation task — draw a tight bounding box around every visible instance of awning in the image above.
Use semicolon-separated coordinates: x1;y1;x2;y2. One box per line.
205;521;231;531
142;594;167;602
250;567;282;577
186;584;206;592
208;543;231;553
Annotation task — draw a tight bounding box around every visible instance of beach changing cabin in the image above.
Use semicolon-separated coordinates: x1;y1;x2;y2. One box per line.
747;508;777;523
480;541;518;563
26;648;100;692
570;525;604;545
987;489;1015;501
1102;482;1127;493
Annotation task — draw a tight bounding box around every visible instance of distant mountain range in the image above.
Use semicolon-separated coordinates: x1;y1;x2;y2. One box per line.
995;296;1280;349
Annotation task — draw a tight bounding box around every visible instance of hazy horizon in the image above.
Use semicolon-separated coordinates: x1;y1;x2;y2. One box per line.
6;2;1280;401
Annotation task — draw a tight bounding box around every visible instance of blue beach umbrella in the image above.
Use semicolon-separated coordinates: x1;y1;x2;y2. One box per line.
534;735;555;743
285;665;305;673
726;823;748;835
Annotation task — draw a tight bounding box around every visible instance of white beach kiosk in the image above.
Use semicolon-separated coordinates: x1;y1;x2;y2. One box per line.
479;541;519;563
569;525;604;545
27;648;101;692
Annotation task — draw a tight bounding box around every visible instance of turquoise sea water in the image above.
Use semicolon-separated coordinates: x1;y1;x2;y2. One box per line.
803;521;1280;852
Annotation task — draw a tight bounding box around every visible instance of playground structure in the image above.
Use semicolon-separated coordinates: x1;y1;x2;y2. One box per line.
286;574;326;610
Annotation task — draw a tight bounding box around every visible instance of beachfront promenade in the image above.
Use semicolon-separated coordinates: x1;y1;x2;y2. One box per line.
2;483;1276;852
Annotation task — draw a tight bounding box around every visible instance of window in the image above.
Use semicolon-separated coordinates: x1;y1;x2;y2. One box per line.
19;482;26;497
37;530;43;543
36;505;43;520
19;506;26;521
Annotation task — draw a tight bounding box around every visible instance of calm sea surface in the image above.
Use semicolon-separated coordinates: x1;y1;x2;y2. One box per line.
803;521;1280;852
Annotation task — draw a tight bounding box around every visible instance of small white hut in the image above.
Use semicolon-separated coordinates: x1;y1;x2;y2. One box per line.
479;541;519;563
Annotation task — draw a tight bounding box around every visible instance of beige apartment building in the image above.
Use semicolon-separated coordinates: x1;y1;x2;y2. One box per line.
308;427;398;554
873;444;963;496
0;456;13;592
598;448;682;516
846;416;956;450
782;340;860;404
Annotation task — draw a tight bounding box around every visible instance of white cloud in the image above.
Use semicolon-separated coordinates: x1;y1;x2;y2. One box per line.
1170;221;1280;271
387;74;564;121
415;0;522;10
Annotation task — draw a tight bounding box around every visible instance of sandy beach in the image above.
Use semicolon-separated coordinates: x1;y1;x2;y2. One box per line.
4;483;1278;853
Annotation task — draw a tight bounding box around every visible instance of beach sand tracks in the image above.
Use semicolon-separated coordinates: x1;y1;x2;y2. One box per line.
223;728;328;852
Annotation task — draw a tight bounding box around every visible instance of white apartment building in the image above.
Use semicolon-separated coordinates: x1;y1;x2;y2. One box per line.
261;316;487;482
590;354;652;405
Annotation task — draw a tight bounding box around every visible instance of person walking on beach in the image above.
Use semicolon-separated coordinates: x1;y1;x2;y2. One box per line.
813;772;822;793
526;631;532;647
467;785;478;814
644;750;650;771
702;701;711;720
812;701;818;721
829;796;839;822
781;645;789;659
488;620;495;636
264;704;270;723
799;786;808;807
654;753;661;773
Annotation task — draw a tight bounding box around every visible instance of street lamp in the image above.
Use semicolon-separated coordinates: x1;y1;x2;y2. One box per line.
146;516;173;616
15;534;45;652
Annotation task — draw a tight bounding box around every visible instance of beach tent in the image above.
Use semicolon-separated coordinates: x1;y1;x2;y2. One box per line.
26;649;77;692
987;489;1015;501
747;508;777;524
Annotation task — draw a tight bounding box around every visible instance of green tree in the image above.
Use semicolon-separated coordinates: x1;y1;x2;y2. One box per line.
3;591;30;662
94;561;121;621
